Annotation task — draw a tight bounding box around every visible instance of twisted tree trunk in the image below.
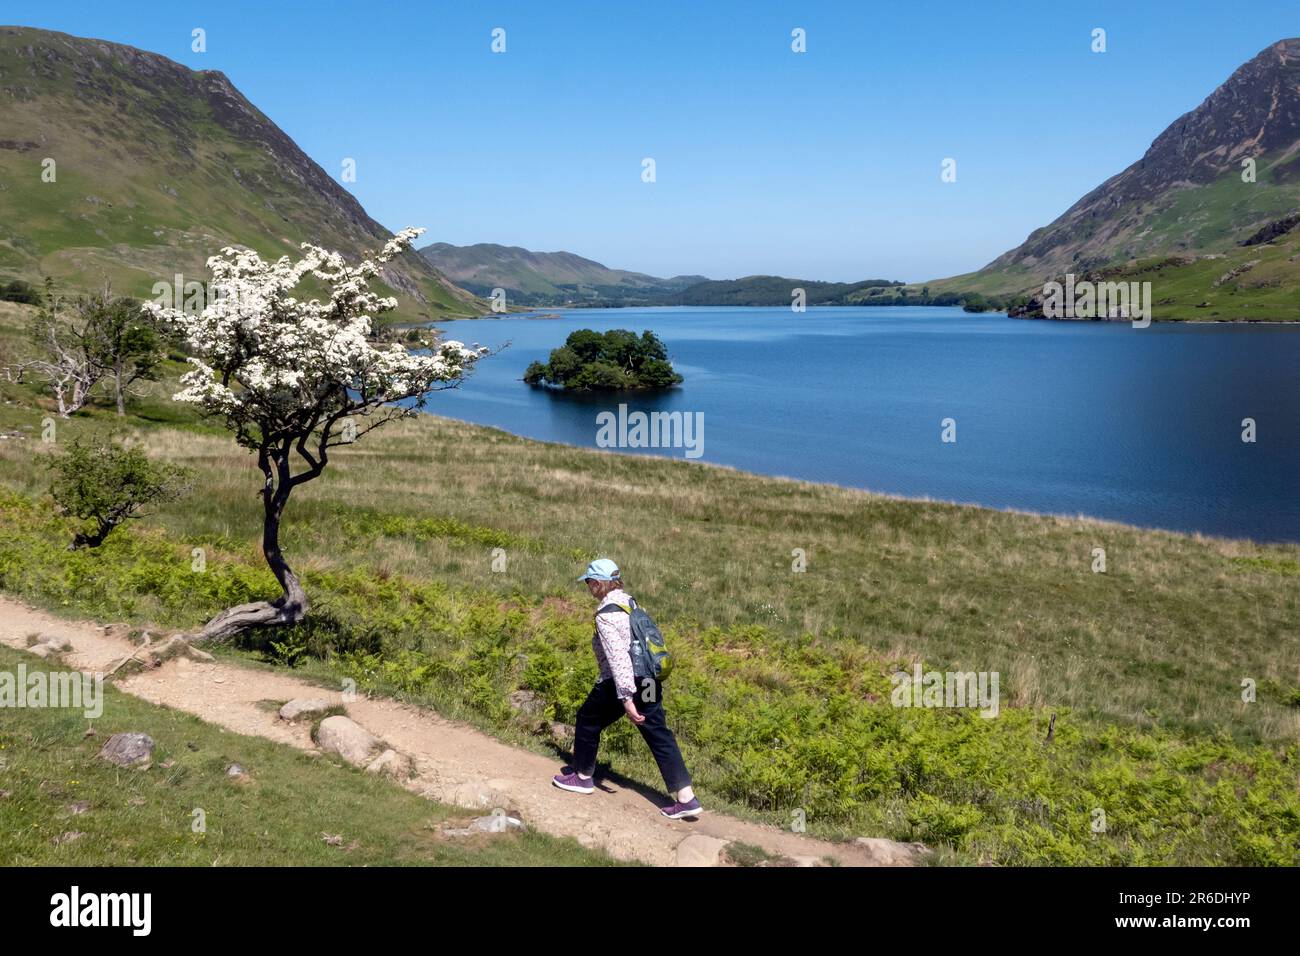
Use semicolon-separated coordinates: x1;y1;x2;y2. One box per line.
194;445;309;643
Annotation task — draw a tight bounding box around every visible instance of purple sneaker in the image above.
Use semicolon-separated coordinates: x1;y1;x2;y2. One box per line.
552;771;595;794
660;797;704;819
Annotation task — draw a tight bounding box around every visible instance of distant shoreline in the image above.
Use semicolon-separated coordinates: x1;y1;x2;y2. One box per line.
442;304;1300;325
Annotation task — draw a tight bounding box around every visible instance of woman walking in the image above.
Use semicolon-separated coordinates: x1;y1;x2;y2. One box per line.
552;558;703;819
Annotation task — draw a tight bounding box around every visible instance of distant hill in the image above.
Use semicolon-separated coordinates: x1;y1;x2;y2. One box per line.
927;38;1300;320
421;242;905;309
420;242;704;306
0;26;485;319
660;275;903;307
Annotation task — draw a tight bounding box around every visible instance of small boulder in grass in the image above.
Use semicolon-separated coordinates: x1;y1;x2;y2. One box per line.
365;749;412;779
27;633;72;653
316;715;380;766
279;698;332;721
509;690;544;716
472;812;525;834
98;732;155;768
443;812;527;837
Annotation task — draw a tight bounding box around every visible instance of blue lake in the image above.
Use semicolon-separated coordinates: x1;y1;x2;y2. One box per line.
430;307;1300;543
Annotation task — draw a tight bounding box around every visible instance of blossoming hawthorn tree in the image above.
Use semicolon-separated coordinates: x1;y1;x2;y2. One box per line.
144;227;486;642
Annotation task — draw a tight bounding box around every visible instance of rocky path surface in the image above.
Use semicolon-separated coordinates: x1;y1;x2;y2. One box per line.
0;595;928;867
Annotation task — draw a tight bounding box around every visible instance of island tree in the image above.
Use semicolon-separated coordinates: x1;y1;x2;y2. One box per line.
145;227;485;642
524;328;682;390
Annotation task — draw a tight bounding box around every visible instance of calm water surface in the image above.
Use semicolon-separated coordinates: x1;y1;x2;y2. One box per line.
429;307;1300;543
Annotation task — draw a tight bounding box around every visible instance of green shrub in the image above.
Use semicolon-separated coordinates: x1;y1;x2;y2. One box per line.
45;437;192;549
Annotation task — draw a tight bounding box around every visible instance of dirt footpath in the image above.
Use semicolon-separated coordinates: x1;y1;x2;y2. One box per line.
0;595;927;867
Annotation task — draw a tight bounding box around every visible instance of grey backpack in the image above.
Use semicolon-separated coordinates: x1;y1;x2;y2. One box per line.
601;597;673;681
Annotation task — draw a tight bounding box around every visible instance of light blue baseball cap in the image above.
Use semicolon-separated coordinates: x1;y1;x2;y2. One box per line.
579;558;621;582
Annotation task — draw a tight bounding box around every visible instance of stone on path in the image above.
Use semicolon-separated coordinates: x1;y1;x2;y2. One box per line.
279;698;333;721
365;749;412;779
675;833;730;867
316;715;381;766
29;634;73;652
447;780;512;810
853;836;931;866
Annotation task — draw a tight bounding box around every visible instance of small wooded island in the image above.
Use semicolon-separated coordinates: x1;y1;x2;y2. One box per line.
524;328;683;390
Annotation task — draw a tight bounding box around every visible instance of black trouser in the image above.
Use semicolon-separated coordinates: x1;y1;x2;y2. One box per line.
573;678;692;793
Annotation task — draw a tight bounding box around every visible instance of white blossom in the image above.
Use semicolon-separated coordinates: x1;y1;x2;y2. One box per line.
144;227;487;451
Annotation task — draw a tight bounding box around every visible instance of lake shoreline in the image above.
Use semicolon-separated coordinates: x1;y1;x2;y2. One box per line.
417;409;1296;547
447;305;1300;325
430;305;1300;543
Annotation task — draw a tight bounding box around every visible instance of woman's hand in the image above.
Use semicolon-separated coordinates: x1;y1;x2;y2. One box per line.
623;698;646;725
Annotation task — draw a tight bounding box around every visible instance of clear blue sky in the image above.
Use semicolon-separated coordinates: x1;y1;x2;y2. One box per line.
7;1;1299;281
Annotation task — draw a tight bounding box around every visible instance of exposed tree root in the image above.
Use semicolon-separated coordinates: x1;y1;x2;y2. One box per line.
108;631;215;678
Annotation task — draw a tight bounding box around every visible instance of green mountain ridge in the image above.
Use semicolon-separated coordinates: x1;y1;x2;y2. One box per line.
659;274;904;307
925;38;1300;320
421;241;908;308
0;26;485;319
420;241;705;306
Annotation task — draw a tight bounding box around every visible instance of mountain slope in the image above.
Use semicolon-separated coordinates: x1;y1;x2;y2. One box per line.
421;242;909;308
421;242;704;306
931;38;1300;318
0;26;484;318
660;275;903;306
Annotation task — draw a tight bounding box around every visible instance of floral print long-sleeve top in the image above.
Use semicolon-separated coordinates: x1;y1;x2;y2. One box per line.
593;587;638;700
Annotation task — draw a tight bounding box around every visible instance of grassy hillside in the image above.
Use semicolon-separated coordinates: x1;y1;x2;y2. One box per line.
924;168;1300;317
0;26;484;320
0;644;621;865
0;300;1296;865
421;242;704;307
922;40;1300;318
1069;241;1300;322
924;239;1300;323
